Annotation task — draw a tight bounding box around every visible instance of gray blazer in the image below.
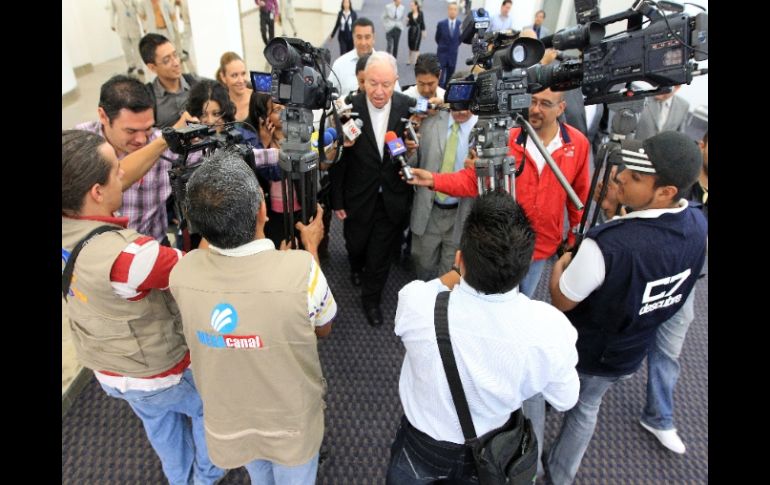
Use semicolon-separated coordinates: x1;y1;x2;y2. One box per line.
633;95;690;141
525;24;551;39
408;111;475;245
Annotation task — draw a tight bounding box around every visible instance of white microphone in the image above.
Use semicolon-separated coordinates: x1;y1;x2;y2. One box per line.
342;118;364;142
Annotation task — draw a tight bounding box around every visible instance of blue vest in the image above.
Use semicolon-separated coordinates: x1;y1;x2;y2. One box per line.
566;206;707;377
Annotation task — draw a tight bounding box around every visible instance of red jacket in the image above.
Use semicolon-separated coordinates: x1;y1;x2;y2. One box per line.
433;122;590;260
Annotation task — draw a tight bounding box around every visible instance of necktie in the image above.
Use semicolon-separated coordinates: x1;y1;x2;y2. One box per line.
436;123;460;202
450;20;455;33
658;100;670;130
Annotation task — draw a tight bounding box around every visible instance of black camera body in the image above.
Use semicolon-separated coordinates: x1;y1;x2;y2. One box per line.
580;11;706;102
526;3;707;105
263;37;333;111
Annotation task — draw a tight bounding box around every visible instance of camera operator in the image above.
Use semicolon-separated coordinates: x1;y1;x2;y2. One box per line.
328;51;414;327
387;192;579;483
406;88;591;298
169;151;335;483
545;131;707;484
76;74;200;245
62;130;224;485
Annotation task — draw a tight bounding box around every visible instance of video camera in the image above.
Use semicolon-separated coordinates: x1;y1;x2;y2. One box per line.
162;124;257;243
528;0;708;105
261;37;338;246
262;37;335;110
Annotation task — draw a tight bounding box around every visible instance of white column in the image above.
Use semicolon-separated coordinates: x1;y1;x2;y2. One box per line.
62;32;77;96
187;0;244;79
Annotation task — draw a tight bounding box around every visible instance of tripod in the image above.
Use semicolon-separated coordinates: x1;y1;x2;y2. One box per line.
278;106;319;248
471;112;584;213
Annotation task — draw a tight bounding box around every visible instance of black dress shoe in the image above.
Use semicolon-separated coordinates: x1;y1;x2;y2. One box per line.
363;304;383;326
350;271;362;287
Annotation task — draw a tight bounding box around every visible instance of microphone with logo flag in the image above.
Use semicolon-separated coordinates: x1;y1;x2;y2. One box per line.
343;118;364;142
385;131;414;181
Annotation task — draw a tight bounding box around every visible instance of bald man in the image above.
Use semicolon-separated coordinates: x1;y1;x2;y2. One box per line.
329;52;415;326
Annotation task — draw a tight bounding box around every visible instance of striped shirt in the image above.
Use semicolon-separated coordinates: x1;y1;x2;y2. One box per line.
70;215;188;392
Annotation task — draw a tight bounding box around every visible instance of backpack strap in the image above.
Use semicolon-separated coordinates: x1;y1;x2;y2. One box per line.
62;225;121;301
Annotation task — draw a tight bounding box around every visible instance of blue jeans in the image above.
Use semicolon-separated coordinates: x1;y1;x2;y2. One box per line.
642;290;695;430
386;416;478;484
546;373;630;485
98;368;225;485
521;393;545;478
519;258;546;298
244;453;319;484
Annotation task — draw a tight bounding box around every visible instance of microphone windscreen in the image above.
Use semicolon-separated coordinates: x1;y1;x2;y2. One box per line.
326;127;338;139
322;131;334;147
385;130;398;143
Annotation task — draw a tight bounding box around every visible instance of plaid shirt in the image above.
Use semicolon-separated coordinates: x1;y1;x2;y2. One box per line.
75;121;281;240
77;121;188;241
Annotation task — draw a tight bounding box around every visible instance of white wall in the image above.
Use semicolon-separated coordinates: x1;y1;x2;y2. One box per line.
481;0;540;30
62;0;125;68
62;34;77;96
189;0;243;80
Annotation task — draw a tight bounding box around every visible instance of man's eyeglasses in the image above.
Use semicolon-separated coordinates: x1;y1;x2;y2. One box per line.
156;52;180;66
530;98;560;110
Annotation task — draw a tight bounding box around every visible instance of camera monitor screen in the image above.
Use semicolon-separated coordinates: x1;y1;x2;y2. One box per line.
250;71;273;94
445;82;476;104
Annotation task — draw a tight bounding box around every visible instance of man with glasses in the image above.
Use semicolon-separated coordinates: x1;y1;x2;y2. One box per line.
76;74;198;245
139;33;199;128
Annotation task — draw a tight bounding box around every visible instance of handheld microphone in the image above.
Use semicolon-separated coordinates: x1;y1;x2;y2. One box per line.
400;117;419;147
343;118;364;142
385;131;414;181
407;96;447;114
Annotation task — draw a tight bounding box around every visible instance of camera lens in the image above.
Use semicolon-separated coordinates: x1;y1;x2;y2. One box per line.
272;44;288;64
512;45;525;63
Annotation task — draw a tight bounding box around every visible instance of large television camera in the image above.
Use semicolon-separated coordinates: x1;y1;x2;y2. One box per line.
262;37;338;246
443;8;591;205
529;0;709;105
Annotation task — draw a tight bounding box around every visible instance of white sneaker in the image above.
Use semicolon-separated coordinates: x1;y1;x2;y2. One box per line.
639;420;686;454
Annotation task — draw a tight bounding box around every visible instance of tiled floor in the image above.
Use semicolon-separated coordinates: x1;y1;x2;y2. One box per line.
61;7;338;394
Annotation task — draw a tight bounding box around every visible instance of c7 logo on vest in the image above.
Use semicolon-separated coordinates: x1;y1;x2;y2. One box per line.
638;268;691;316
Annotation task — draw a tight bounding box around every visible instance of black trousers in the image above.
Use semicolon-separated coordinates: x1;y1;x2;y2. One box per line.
343;194;405;306
259;10;275;45
386;28;402;59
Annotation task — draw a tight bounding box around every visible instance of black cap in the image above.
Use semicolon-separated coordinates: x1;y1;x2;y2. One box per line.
616;131;703;189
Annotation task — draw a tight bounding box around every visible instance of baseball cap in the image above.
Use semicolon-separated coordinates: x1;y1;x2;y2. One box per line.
616;131;703;189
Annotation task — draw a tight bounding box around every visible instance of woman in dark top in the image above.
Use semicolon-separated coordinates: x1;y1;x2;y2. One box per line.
330;0;357;55
407;1;426;65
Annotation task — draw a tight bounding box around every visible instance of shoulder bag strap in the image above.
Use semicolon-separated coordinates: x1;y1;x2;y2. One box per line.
434;290;479;443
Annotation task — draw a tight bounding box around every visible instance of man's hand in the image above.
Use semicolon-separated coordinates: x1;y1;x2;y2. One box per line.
342;136;356;148
296;204;325;253
334;209;347;220
173;111;200;129
595;166;625;218
404;133;419;155
279;239;298;250
405;167;435;188
463;147;478;170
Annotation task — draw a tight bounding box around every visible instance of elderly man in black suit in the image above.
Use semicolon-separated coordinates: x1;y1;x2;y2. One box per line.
329;51;414;326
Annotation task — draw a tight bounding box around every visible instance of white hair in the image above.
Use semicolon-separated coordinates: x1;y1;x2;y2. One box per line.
365;51;398;75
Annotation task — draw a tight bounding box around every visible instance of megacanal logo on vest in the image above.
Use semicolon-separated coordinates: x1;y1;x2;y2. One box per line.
196;302;263;350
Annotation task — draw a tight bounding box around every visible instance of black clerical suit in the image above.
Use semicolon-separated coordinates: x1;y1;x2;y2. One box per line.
330;91;414;309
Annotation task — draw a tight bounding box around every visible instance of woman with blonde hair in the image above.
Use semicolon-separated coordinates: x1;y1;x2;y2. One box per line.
216;51;252;122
